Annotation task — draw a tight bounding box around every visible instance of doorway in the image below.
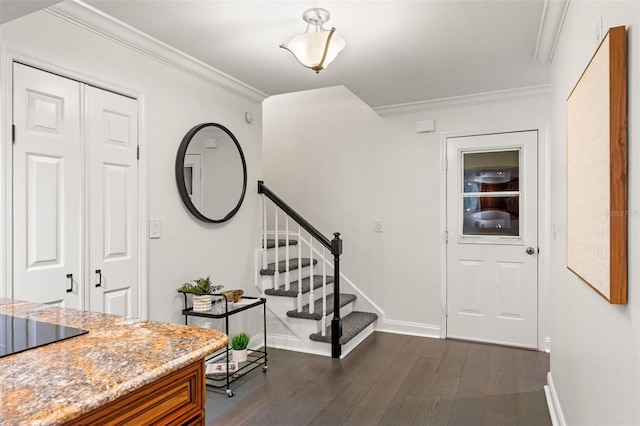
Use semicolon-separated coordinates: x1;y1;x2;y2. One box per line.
445;131;538;348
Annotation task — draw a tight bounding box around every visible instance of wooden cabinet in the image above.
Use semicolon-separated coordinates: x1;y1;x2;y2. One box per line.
65;360;205;425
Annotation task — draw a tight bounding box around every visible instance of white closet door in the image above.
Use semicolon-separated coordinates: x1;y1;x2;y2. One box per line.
13;63;83;307
86;86;139;317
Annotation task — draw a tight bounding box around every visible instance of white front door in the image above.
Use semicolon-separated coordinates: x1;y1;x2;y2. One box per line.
86;86;139;317
446;131;538;348
13;63;83;307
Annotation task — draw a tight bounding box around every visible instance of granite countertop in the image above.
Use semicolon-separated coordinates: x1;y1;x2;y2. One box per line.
0;298;227;425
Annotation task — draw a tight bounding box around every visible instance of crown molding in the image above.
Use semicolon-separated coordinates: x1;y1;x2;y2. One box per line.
46;0;268;104
373;85;551;116
535;0;570;64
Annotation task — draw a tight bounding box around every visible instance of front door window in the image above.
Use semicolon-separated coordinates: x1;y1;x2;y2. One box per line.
461;150;521;237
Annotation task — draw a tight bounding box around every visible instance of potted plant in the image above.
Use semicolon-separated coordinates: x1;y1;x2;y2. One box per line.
177;276;223;312
223;289;244;303
230;332;250;362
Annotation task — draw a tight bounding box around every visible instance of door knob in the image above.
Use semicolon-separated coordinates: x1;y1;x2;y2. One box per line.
526;247;536;255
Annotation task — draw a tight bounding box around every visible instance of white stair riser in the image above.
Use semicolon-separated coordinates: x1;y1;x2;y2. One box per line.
260;276;334;301
264;294;355;336
262;244;335;273
264;245;301;264
269;265;316;287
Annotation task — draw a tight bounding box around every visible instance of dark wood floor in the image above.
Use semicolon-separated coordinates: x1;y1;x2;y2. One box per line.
205;332;551;425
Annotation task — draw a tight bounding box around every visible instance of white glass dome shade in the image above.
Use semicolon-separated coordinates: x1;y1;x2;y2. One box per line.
280;8;346;73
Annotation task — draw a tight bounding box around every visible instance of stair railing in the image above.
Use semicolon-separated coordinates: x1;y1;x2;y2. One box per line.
258;181;343;358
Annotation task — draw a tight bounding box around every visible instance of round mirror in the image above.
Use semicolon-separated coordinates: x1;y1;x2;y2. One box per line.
175;123;247;223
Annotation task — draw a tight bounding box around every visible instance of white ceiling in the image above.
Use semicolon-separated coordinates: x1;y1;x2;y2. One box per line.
5;0;553;108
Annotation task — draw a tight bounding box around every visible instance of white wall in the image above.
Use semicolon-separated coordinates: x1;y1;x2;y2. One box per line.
0;9;263;326
548;1;640;424
263;85;550;339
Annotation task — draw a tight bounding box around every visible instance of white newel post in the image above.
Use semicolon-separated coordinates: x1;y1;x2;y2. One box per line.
322;247;327;335
308;237;314;315
284;217;291;291
272;205;279;290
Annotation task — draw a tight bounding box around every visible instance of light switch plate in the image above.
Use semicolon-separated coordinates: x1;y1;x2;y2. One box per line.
149;218;161;239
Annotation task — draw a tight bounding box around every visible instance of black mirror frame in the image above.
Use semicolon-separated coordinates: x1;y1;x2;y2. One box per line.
175;123;248;223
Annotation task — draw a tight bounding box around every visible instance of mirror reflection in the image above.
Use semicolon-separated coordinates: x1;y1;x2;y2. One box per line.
176;123;247;223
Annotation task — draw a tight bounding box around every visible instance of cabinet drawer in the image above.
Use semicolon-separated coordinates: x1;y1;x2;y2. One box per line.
66;360;205;426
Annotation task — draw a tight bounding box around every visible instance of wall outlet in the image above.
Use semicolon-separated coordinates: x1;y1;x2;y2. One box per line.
374;220;383;233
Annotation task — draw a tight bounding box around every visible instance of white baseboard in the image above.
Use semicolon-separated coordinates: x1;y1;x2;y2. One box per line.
375;319;441;338
544;372;566;426
267;333;331;357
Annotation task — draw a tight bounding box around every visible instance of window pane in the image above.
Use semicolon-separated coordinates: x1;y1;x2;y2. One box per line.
463;150;519;192
462;196;519;236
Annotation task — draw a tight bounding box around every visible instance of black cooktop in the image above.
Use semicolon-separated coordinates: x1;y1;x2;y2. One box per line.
0;314;88;358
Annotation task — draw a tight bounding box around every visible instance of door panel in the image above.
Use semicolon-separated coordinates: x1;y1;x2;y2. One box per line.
13;63;82;307
446;131;538;348
86;86;138;317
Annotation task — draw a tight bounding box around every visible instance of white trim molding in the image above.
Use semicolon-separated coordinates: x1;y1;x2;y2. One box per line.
376;319;441;338
544;372;567;426
373;85;551;116
46;0;268;104
535;0;570;64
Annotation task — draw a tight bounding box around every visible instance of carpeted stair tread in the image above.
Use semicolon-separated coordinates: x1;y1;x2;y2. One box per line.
265;275;334;297
260;258;317;275
265;238;298;249
287;293;356;320
309;311;378;345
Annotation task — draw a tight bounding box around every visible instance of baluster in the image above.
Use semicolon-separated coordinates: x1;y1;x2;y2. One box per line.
262;195;268;270
308;236;314;315
272;205;279;291
321;247;327;336
297;224;303;312
284;216;290;291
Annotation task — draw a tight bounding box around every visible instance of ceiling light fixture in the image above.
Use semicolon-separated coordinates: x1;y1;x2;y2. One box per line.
280;8;346;74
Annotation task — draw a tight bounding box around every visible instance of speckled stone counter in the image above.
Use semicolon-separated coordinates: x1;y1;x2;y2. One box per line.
0;298;227;425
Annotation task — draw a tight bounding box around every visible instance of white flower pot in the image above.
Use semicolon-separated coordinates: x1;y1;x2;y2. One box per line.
232;349;247;362
192;294;213;312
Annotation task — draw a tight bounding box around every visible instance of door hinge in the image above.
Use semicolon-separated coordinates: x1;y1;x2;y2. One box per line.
12;125;15;144
443;305;448;317
137;146;140;160
444;230;449;243
444;157;448;170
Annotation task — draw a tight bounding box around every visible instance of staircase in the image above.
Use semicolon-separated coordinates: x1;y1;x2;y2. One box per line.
258;182;378;359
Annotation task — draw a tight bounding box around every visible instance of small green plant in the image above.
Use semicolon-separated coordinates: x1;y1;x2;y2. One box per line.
177;276;223;296
231;332;250;350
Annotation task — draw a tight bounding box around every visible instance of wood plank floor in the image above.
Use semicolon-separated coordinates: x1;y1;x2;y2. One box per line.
205;332;551;425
